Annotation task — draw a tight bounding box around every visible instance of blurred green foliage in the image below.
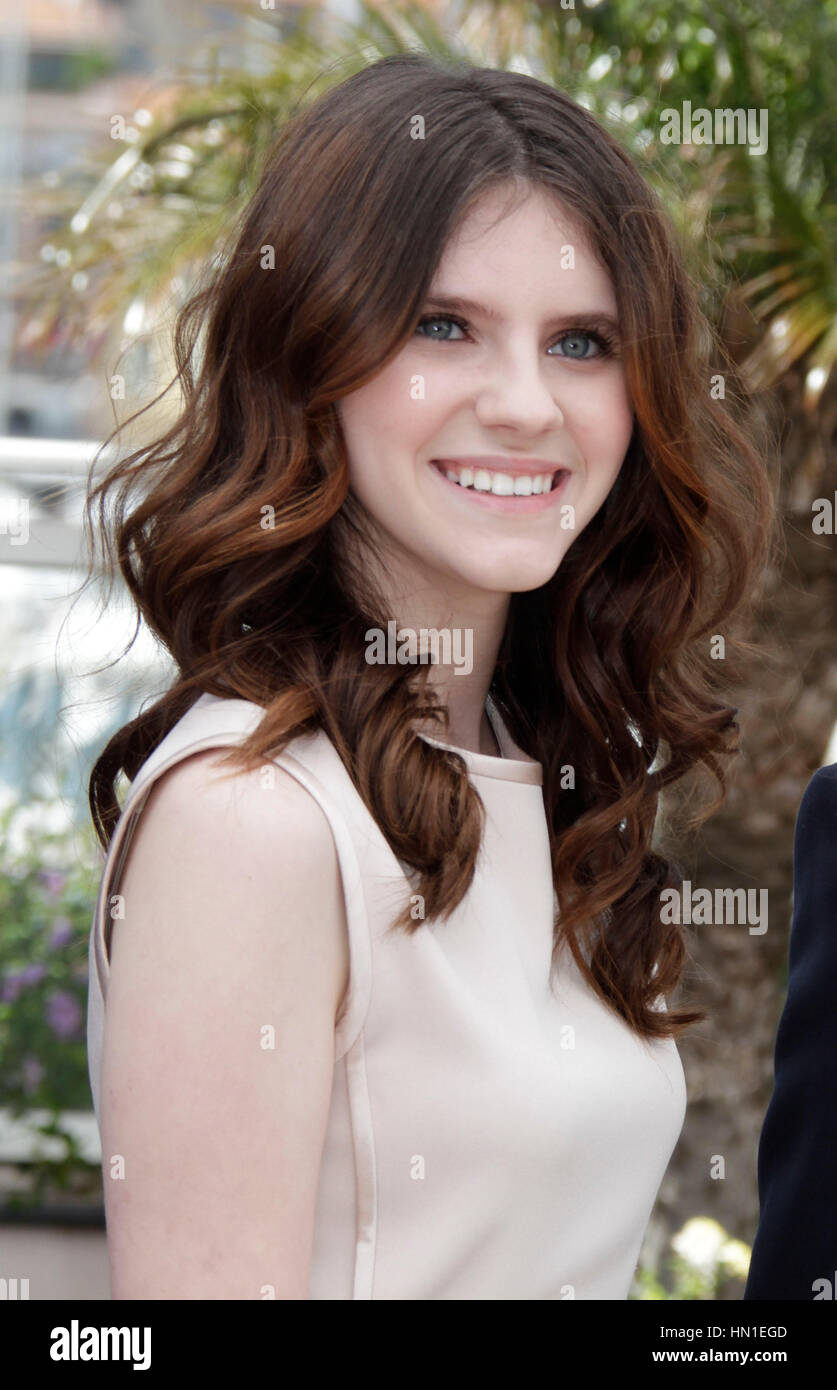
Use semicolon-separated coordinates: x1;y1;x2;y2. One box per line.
631;1218;751;1299
0;804;103;1207
20;0;837;403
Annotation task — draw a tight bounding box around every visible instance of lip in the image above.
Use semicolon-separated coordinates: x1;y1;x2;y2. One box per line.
427;458;571;514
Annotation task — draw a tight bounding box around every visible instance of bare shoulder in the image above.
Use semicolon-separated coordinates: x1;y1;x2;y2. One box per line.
110;742;350;1017
101;742;350;1298
134;742;339;858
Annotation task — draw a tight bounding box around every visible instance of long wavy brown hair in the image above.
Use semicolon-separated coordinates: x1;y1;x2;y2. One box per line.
85;51;779;1042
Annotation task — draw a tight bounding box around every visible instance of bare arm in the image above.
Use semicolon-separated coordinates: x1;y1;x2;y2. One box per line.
99;747;350;1299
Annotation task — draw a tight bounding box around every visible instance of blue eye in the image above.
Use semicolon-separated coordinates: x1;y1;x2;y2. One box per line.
415;314;617;358
415;315;468;341
550;331;612;359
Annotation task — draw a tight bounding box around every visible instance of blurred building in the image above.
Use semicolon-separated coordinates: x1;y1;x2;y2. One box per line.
1;0;323;442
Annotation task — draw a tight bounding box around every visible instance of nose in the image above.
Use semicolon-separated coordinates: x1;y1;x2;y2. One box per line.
473;345;565;435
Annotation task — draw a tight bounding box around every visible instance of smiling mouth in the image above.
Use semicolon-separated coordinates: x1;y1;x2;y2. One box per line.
430;460;568;495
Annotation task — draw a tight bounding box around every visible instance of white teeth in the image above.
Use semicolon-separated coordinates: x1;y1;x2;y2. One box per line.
439;463;557;495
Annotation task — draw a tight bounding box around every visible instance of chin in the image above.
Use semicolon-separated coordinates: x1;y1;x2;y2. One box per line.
453;552;568;595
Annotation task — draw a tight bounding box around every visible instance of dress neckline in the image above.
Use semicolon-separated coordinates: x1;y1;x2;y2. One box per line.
416;694;543;786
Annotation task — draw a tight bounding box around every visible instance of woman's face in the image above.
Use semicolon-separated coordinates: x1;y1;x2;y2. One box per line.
336;183;634;600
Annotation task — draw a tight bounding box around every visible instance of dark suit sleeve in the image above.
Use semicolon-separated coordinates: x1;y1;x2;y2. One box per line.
744;763;837;1299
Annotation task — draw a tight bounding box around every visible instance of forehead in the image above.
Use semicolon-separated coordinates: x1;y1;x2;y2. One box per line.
442;183;594;256
432;184;614;308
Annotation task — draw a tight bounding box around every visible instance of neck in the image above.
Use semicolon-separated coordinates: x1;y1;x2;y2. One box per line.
338;518;511;756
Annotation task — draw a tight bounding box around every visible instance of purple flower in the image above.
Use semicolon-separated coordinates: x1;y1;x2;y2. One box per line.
45;989;82;1040
1;974;23;1003
1;963;47;1001
21;1055;45;1095
48;917;73;950
40;870;66;900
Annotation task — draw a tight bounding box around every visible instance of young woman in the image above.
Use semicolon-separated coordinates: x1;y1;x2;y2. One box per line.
84;52;776;1300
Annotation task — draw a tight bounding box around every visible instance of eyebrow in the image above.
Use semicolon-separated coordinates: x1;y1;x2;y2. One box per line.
422;292;620;333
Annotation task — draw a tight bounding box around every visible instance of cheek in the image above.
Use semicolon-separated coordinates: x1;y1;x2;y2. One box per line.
337;391;391;493
341;368;427;452
576;378;634;469
340;384;391;448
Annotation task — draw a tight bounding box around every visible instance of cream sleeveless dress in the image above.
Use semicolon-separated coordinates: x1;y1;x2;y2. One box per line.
86;690;687;1300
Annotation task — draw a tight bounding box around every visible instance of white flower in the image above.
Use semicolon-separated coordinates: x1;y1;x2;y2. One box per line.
671;1217;726;1276
719;1238;751;1279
